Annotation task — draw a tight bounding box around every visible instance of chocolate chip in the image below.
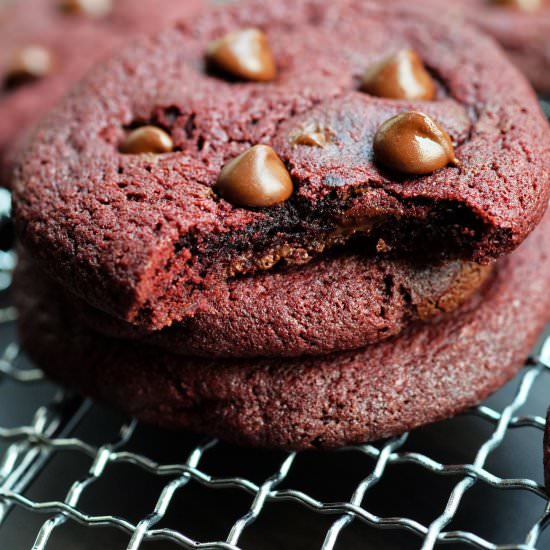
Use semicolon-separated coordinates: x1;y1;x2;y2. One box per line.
373;111;458;175
120;126;174;155
60;0;112;17
361;49;436;101
216;145;293;207
491;0;543;11
291;123;332;148
4;46;55;89
206;29;277;82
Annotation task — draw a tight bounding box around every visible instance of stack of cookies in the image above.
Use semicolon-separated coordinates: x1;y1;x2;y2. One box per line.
10;0;550;449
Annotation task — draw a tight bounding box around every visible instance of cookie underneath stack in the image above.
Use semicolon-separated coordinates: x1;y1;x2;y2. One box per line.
11;0;550;449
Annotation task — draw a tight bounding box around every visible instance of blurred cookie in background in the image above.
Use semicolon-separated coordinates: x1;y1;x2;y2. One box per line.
0;0;204;187
469;0;550;96
388;0;550;96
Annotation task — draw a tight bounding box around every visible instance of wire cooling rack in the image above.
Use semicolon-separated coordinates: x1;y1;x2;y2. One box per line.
0;280;548;550
0;100;549;550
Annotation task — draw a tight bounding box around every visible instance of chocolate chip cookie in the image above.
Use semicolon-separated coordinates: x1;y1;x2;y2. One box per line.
12;0;549;331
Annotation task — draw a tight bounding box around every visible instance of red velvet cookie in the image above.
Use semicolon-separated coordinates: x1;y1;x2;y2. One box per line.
410;0;550;95
0;0;203;187
474;1;550;96
12;0;550;330
16;251;491;358
14;210;550;450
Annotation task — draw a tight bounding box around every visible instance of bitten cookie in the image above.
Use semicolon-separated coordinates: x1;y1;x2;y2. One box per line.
14;210;550;450
0;0;203;187
12;0;550;330
16;251;491;358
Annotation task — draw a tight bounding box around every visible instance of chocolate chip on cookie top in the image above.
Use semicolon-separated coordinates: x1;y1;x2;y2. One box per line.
60;0;112;17
491;0;544;12
361;48;436;100
4;45;55;89
120;126;174;155
373;111;458;175
216;145;293;207
206;28;277;82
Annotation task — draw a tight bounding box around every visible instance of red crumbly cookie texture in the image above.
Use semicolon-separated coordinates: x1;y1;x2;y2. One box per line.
12;0;550;330
16;251;491;358
14;210;550;450
0;0;204;187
